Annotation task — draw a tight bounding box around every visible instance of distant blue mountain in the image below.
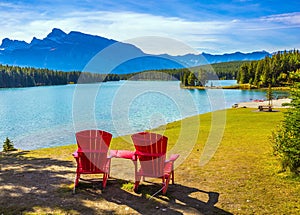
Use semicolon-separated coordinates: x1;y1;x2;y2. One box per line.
0;28;270;74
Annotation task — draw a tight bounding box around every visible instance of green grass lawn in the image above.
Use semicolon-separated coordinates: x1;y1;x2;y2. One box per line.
1;108;299;214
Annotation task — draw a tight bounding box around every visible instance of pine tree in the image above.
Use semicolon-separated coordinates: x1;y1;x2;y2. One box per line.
187;72;196;86
3;137;16;152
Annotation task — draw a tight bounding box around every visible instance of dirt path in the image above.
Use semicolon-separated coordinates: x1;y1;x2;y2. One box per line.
236;98;291;108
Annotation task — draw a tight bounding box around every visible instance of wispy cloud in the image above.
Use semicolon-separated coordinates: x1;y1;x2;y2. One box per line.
260;12;300;25
0;1;299;54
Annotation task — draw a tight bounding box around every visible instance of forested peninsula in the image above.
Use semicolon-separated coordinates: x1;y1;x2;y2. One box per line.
175;50;300;88
0;61;242;88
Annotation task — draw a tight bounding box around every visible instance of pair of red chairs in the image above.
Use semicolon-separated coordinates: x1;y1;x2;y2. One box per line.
72;130;179;194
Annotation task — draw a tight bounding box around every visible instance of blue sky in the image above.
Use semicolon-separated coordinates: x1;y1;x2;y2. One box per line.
0;0;299;54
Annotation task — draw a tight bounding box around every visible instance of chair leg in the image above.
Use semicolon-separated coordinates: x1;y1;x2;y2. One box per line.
73;172;80;194
171;170;175;184
134;174;141;192
102;173;108;189
162;176;171;195
134;180;140;192
74;172;80;187
133;159;141;192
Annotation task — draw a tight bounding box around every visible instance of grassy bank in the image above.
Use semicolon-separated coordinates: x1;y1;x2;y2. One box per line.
1;108;299;214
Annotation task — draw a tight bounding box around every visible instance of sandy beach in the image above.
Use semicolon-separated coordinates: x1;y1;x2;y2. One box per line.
235;98;291;109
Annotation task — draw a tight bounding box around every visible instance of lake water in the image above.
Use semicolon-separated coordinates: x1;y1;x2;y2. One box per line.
0;80;282;150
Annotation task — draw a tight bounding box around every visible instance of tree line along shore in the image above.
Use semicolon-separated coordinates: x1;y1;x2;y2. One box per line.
0;61;241;88
0;49;299;88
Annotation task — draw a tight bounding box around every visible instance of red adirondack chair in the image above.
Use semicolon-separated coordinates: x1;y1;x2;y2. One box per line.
131;132;179;194
73;130;113;192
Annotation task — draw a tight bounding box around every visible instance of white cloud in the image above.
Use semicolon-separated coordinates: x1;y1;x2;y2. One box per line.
0;2;23;10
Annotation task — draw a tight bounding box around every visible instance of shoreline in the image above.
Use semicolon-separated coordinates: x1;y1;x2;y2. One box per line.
235;98;291;108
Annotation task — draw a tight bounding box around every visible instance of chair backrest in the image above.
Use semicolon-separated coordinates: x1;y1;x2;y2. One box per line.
131;132;168;177
75;130;112;172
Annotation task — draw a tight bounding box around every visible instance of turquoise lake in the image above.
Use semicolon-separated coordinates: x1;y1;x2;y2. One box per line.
0;80;283;150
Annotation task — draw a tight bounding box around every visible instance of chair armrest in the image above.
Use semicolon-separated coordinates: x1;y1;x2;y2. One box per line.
164;154;179;174
165;154;180;163
72;151;79;158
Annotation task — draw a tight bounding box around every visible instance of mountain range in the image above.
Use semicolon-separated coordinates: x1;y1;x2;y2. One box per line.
0;28;270;74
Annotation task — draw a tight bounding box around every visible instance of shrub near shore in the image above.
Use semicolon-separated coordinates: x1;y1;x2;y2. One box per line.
272;83;300;174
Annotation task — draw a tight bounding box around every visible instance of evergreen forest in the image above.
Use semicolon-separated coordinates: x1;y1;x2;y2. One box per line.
237;50;300;87
0;64;120;88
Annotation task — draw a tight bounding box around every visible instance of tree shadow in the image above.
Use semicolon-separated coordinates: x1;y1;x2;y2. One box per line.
0;151;116;214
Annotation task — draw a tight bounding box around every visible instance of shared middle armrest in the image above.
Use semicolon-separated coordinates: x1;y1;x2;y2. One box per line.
109;150;135;160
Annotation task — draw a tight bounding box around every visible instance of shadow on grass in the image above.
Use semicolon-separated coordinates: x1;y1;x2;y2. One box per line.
76;178;232;215
163;184;232;215
1;151;232;214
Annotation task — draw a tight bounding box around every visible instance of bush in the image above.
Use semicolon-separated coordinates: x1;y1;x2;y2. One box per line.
272;83;300;174
2;137;16;152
